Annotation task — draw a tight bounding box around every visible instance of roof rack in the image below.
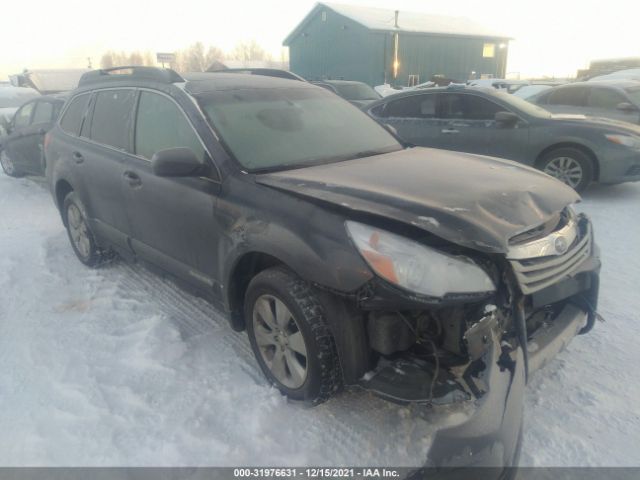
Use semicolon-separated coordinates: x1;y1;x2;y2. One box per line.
78;66;184;87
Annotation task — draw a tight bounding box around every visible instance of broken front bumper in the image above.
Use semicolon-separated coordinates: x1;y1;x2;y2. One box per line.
363;246;601;476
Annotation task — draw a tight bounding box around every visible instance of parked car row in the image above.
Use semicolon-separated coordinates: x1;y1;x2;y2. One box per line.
21;66;603;470
528;80;640;125
366;84;640;191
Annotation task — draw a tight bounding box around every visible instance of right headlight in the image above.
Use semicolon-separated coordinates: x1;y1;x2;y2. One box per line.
345;221;495;298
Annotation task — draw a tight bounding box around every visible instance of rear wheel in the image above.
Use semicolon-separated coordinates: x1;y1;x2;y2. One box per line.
62;192;110;267
244;267;342;404
0;149;23;177
538;147;594;192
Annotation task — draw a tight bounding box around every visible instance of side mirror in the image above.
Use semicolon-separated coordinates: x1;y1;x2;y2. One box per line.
151;147;204;177
495;111;519;126
616;102;638;112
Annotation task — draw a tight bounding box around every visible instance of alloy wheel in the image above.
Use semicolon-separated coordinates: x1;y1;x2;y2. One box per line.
543;156;583;189
0;150;15;175
67;204;91;259
252;294;308;389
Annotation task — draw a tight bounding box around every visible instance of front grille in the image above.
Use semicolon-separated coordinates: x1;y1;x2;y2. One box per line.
509;221;592;295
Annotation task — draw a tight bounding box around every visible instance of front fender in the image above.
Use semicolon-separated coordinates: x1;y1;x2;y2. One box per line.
216;175;374;311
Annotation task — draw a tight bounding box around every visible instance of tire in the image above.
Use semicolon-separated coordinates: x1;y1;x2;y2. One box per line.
538;147;594;193
0;149;23;178
244;267;342;405
62;192;110;267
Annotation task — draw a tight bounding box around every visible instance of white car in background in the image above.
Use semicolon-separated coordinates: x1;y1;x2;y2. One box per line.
589;68;640;82
0;86;40;136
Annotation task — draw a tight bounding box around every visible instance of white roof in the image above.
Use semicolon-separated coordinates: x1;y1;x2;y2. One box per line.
320;2;508;38
21;69;90;94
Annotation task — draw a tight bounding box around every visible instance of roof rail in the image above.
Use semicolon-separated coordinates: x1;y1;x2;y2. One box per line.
78;66;184;87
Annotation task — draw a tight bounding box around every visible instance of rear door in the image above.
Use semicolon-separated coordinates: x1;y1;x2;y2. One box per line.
19;99;57;174
73;89;136;250
122;89;221;289
373;93;446;148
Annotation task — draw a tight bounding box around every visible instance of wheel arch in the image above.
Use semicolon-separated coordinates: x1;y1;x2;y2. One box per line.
535;142;600;182
226;251;371;383
55;179;75;220
226;251;288;331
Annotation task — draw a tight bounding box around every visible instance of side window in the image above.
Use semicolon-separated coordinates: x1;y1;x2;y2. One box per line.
90;89;136;151
60;94;91;135
437;94;465;119
461;95;503;120
32;101;54;124
547;87;588;106
588;88;626;109
13;102;35;129
134;91;206;162
382;94;436;118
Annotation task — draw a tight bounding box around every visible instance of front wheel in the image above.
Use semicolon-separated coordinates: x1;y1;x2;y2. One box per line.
0;149;23;177
538;147;594;192
244;267;342;405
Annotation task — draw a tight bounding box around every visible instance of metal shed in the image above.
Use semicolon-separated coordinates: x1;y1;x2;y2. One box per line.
284;2;511;87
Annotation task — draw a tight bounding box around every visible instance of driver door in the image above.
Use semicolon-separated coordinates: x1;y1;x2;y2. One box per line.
122;90;222;290
4;101;36;172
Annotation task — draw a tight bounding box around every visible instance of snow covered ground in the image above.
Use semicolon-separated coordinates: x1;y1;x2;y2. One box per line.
0;173;639;467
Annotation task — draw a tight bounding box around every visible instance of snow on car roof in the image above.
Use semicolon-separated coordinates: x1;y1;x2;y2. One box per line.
0;86;40;108
284;2;510;44
22;69;90;94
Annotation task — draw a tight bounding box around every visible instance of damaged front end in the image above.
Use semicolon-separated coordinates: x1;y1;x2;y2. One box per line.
351;210;600;471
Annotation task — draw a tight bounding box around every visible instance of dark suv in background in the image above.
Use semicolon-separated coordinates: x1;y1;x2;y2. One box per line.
46;67;601;470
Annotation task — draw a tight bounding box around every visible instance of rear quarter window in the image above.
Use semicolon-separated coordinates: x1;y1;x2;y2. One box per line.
60;94;91;135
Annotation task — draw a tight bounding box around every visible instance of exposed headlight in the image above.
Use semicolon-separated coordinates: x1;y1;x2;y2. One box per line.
345;221;495;297
605;134;640;150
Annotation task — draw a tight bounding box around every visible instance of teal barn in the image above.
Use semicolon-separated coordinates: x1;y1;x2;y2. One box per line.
284;2;511;87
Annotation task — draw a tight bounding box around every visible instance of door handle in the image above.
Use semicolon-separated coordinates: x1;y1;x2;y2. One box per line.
123;170;142;187
72;151;84;164
441;128;460;134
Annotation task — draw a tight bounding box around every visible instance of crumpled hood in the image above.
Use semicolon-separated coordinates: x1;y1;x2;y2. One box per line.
256;148;579;253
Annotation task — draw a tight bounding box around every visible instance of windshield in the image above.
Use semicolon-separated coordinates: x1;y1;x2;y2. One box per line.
197;87;401;171
625;86;640;106
494;91;553;118
333;83;380;101
0;88;39;108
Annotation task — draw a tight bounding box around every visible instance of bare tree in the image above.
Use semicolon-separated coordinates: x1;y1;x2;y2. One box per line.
99;50;156;69
172;43;225;72
230;40;272;62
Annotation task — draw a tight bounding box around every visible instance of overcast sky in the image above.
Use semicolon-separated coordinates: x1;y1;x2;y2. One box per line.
1;0;638;80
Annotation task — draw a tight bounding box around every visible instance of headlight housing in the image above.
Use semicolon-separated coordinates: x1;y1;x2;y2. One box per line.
345;221;495;297
605;134;640;150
